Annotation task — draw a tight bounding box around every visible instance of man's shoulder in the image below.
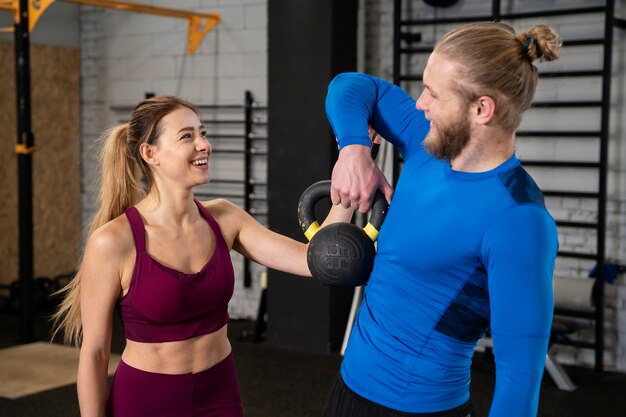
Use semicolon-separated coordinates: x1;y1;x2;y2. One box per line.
497;164;545;207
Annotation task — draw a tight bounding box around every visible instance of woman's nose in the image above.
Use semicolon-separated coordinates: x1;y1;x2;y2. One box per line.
196;136;211;153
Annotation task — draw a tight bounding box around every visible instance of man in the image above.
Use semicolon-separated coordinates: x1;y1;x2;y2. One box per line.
323;22;562;417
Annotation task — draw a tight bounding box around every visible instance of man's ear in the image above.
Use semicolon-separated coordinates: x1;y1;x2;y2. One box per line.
472;95;496;126
139;142;159;166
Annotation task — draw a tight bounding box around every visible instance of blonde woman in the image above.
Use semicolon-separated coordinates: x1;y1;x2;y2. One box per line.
53;96;350;417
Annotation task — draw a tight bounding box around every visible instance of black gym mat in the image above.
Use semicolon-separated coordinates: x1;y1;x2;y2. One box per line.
0;314;624;417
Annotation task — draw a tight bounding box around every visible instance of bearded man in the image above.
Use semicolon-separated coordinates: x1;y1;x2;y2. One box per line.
322;22;562;417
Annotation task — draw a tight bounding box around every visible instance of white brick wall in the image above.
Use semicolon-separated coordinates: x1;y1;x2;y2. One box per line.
80;0;268;319
61;0;626;365
364;0;626;372
11;0;625;365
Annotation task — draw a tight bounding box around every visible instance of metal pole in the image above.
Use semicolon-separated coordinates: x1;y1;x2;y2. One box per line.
392;0;401;186
492;0;500;20
594;0;615;374
15;0;35;343
243;91;254;288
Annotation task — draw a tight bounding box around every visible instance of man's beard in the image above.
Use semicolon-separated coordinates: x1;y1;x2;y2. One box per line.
423;115;471;162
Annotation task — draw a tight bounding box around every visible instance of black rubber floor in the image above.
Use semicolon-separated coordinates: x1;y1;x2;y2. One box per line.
0;313;624;417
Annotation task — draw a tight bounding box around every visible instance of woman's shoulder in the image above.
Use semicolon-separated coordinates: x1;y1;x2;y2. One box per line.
198;198;248;244
200;198;245;219
86;212;135;256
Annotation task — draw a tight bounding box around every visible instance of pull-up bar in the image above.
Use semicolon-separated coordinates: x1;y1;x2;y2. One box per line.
0;0;221;54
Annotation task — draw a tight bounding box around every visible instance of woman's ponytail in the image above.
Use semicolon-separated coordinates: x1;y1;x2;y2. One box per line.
51;124;143;346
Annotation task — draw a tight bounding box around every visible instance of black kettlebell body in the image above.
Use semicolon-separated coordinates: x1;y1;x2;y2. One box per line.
298;180;388;287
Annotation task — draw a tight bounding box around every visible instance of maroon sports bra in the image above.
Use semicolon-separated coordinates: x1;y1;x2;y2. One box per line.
117;200;234;343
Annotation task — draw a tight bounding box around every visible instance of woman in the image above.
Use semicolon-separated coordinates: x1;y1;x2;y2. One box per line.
52;96;351;416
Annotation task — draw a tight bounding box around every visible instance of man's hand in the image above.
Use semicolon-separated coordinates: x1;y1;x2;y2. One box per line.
330;144;394;213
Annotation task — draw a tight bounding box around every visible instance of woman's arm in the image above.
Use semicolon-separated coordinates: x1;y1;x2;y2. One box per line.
208;199;354;277
77;223;126;417
324;200;356;226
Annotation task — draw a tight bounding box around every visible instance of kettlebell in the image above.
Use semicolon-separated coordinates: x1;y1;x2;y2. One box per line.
298;180;388;287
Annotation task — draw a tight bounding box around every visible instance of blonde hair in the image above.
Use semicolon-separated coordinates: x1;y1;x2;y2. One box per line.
51;96;200;346
433;22;562;132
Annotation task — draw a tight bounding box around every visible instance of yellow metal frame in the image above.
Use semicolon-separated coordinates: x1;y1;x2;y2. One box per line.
0;1;17;32
0;0;220;54
15;143;37;154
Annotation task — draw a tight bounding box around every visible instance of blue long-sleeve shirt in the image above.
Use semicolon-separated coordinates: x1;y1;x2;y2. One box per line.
326;72;558;416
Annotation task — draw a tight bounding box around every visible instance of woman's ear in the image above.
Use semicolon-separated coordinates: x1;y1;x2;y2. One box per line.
473;95;496;126
139;142;159;166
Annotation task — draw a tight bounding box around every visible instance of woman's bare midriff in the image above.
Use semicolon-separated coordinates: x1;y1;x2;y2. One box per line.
121;324;231;374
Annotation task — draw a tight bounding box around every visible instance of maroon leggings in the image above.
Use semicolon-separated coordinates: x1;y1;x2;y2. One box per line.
106;352;243;417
